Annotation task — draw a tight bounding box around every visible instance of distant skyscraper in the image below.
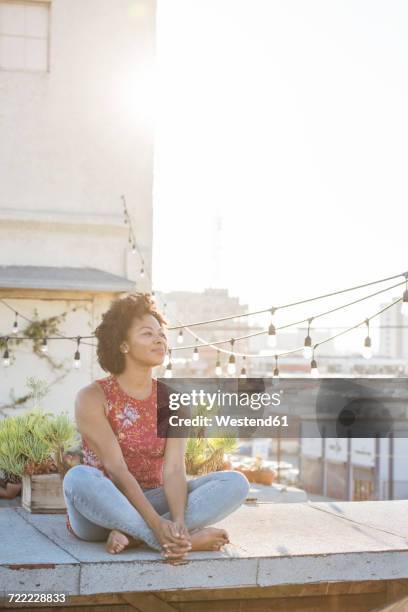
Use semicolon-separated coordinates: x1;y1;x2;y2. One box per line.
379;299;408;358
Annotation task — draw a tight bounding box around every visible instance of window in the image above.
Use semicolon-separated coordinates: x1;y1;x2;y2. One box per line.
0;1;50;72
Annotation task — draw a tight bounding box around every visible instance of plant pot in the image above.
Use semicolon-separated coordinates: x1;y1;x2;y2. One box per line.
253;468;275;486
234;467;256;482
22;473;66;514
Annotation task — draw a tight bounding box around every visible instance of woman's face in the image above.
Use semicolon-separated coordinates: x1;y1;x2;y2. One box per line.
121;313;168;367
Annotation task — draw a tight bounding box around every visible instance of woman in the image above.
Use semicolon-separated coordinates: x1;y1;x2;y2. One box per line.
63;293;250;560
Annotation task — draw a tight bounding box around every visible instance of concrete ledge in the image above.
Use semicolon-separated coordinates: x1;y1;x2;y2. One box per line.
1;501;408;596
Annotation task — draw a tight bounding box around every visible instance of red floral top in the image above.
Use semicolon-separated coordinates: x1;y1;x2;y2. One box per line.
66;375;169;538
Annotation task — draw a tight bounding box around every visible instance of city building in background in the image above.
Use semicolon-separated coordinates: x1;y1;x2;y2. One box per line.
300;434;408;501
155;288;250;377
379;296;408;359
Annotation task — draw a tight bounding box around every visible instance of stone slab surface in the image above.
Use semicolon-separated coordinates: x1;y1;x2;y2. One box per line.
1;501;408;594
308;500;408;539
248;482;307;503
0;508;79;595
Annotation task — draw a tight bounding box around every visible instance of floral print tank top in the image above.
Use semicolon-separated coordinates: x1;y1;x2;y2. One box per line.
66;375;169;538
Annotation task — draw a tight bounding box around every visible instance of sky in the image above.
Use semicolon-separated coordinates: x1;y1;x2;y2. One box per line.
152;0;408;349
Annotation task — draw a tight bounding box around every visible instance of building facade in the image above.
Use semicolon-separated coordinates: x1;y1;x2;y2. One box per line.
157;288;250;378
0;0;156;416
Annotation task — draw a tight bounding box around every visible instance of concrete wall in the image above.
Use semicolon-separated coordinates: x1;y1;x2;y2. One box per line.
0;0;157;419
0;0;156;281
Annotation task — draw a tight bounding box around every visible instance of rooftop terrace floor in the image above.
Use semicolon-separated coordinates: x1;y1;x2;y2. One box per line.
1;491;408;610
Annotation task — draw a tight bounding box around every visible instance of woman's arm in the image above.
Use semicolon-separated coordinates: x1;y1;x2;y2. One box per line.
163;436;188;523
75;384;186;551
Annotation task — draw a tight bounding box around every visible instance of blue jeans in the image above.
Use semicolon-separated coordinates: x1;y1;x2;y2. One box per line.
63;465;250;551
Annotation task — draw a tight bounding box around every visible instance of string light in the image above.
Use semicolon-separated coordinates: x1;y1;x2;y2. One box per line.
3;337;10;367
0;300;95;348
192;340;199;362
310;348;319;378
1;269;405;375
122;196;147;284
215;351;222;376
240;356;247;378
73;337;81;369
303;318;313;360
272;355;279;383
40;338;48;354
227;339;236;375
167;279;406;360
402;275;408;316
267;307;277;348
164;361;173;378
12;313;18;335
362;319;373;360
166;272;406;329
177;329;184;344
163;348;171;367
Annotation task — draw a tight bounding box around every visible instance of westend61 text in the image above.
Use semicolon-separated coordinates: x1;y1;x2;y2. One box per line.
168;414;289;427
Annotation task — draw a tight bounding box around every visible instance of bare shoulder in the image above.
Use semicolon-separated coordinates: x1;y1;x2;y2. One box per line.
75;382;107;418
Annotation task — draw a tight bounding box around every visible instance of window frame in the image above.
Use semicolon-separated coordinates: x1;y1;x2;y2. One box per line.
0;0;51;73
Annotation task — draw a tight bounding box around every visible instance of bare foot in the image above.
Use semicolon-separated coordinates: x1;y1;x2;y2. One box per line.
106;529;143;554
190;527;230;551
164;527;229;558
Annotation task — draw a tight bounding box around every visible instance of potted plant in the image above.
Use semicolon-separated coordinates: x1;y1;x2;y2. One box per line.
0;379;78;513
184;402;238;476
0;468;22;499
185;435;237;476
235;455;276;486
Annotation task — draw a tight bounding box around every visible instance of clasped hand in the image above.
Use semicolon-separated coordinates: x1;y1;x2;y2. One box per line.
154;517;192;559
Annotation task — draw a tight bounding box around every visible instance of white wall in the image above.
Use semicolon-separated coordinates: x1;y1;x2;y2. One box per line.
0;295;112;421
0;0;157;419
0;0;156;282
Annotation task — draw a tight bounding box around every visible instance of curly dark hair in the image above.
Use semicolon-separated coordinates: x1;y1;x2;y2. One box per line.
95;293;168;374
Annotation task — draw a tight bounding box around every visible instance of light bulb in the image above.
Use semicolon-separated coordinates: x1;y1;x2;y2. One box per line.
240;367;247;378
177;330;184;344
227;354;236;375
131;245;136;255
163;353;170;367
272;367;279;383
3;349;10;367
401;290;408;316
140;267;145;277
41;339;48;353
362;337;372;360
192;347;199;362
227;362;236;375
267;324;277;348
303;334;313;359
310;359;319;378
303;345;313;360
73;349;81;369
164;363;172;378
12;320;18;334
215;363;222;376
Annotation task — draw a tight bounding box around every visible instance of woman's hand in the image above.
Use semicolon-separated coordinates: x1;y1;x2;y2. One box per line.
153;517;192;559
170;519;191;544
